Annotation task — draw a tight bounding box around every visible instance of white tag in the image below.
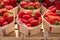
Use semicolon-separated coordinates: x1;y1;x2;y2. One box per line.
49;0;55;2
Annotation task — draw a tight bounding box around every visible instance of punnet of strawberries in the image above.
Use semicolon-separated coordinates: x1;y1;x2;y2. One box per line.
0;0;17;10
19;1;41;10
44;7;60;25
18;10;42;27
43;0;60;10
0;10;14;26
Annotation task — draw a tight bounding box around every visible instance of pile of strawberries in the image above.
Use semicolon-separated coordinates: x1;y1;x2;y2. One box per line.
0;10;14;26
43;0;60;10
44;7;60;25
0;0;17;10
18;10;42;27
20;1;41;10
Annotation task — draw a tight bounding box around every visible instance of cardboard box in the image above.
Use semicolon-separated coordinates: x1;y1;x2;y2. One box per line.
43;11;60;33
17;21;42;36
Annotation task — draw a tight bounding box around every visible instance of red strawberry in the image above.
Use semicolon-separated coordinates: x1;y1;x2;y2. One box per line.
56;16;60;22
2;21;8;26
34;11;41;19
20;19;28;24
3;12;14;23
26;24;31;27
50;7;56;13
45;11;58;17
20;2;27;8
30;20;38;26
48;16;56;24
28;2;34;7
38;17;42;23
0;16;4;23
5;5;14;10
18;11;24;18
0;10;2;15
43;3;47;8
23;15;31;20
0;0;2;3
3;0;10;6
34;2;40;8
48;6;54;10
45;17;50;23
10;0;17;5
25;10;32;15
28;18;34;23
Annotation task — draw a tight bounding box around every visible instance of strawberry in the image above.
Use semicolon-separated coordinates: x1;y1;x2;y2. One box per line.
38;17;42;23
3;0;10;6
0;16;4;23
56;16;60;22
23;15;31;20
48;16;56;24
3;12;14;23
0;0;2;3
50;7;56;13
30;20;38;26
10;0;17;5
0;10;2;16
45;11;58;17
25;10;32;15
34;2;40;8
20;19;28;24
20;2;28;8
28;2;34;7
5;5;14;10
18;11;24;18
34;11;41;19
26;24;31;27
45;17;50;23
48;6;54;10
28;18;34;23
43;3;47;8
2;21;8;26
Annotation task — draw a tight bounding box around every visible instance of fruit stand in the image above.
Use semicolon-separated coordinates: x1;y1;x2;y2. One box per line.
0;0;60;40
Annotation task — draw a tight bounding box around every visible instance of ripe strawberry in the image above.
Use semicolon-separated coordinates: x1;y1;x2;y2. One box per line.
48;6;54;10
0;16;4;23
28;2;34;7
23;15;31;20
20;2;28;8
3;12;14;23
45;11;58;17
5;5;14;10
43;3;47;8
3;0;10;6
26;24;31;27
56;16;60;22
0;10;2;16
50;7;56;13
48;16;56;24
30;20;38;26
34;2;40;8
0;0;2;3
18;11;24;18
34;11;41;19
25;10;32;15
20;19;28;24
2;9;7;13
45;17;50;23
2;21;8;26
28;18;34;23
38;17;42;23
